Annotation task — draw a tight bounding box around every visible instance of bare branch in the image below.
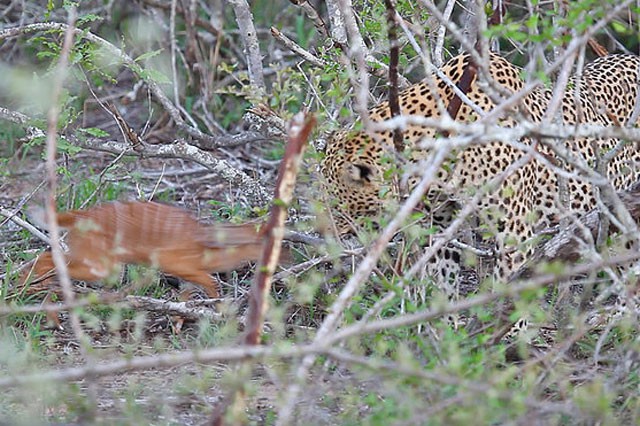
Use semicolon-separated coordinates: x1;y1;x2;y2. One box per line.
385;0;403;152
125;295;223;322
0;207;50;245
270;26;326;67
0;344;314;388
432;0;456;66
229;0;266;94
325;0;348;46
79;137;272;205
245;112;315;346
41;6;99;418
211;113;316;425
338;0;371;127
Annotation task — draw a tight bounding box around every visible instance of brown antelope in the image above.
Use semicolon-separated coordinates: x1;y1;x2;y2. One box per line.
21;201;267;298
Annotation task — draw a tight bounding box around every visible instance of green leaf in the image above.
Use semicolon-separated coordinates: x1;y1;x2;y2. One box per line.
57;138;82;155
134;49;164;63
78;13;102;25
79;127;110;138
611;21;628;34
140;68;171;85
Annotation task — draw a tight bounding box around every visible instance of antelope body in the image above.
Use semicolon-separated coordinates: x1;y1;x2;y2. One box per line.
22;201;266;297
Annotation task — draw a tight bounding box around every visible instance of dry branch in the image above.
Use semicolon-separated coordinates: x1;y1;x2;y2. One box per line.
40;7;99;418
384;0;403;152
125;295;223;322
325;0;348;47
229;0;266;93
270;26;326;67
210;112;315;426
0;338;516;395
245;112;315;345
0;207;50;245
244;104;287;140
79;137;272;205
0;101;273;206
0;292;125;316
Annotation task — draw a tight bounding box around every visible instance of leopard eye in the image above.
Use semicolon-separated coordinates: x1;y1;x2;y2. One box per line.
346;163;374;183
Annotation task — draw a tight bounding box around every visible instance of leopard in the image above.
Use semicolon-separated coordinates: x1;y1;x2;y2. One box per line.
320;51;640;333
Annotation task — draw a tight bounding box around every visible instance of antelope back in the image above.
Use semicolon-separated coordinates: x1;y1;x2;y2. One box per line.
60;201;265;268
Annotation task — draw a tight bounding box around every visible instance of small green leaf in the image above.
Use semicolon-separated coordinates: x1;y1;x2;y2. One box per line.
611;21;628;34
78;13;102;25
140;68;171;85
57;138;82;155
79;127;110;138
134;49;164;63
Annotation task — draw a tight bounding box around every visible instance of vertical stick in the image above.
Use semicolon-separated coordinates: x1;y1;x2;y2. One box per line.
244;113;316;345
43;6;99;421
384;0;403;153
209;113;316;425
229;0;266;94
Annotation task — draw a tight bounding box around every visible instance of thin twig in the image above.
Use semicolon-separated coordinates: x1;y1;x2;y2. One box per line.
384;0;403;153
270;26;326;67
42;7;99;419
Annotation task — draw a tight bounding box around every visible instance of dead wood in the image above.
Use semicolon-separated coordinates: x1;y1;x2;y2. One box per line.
125;296;223;322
